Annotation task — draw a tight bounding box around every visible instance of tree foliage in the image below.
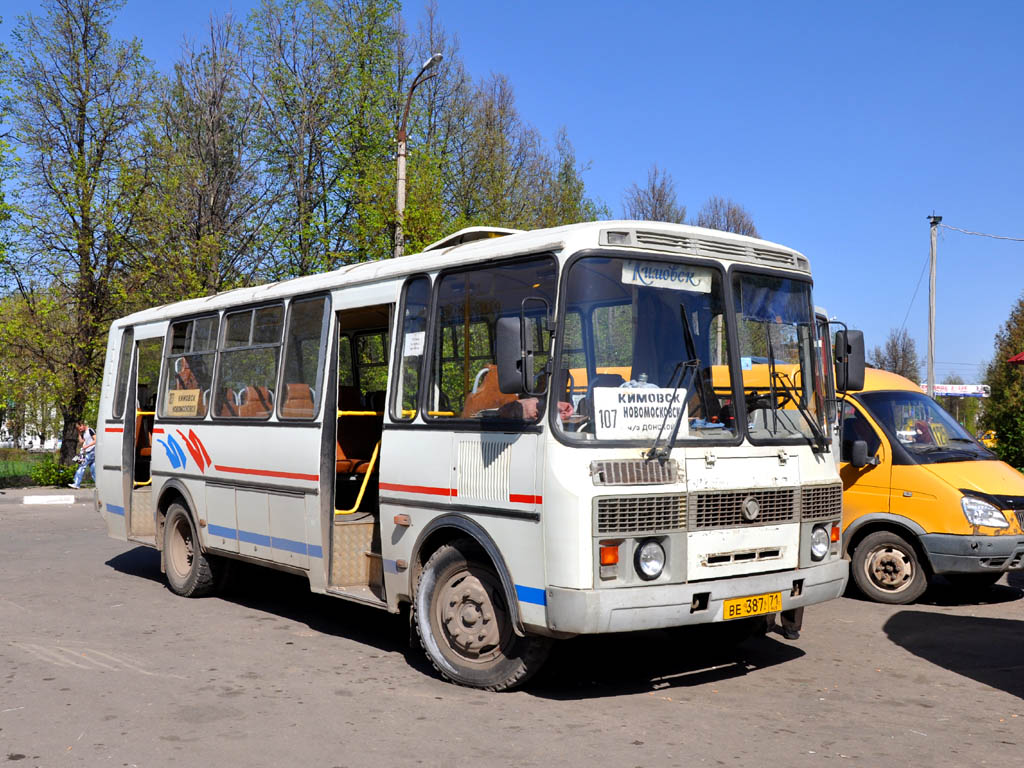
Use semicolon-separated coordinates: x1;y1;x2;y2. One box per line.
983;292;1024;468
695;195;759;237
869;328;922;383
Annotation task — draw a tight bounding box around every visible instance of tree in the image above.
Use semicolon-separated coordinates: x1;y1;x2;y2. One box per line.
695;195;759;237
622;164;685;223
869;329;922;382
1;0;156;464
983;293;1024;468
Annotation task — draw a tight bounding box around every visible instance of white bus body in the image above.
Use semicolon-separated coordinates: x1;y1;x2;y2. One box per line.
96;221;848;690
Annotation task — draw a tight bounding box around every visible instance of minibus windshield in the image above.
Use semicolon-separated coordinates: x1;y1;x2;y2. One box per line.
859;390;993;464
732;273;827;446
554;255;735;443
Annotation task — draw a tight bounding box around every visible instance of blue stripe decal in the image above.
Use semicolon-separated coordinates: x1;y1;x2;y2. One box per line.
238;530;272;547
107;504;125;517
206;524;322;559
515;585;546;606
383;558;399;574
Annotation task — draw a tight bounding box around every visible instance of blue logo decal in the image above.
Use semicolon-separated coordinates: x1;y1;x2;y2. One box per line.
158;434;188;470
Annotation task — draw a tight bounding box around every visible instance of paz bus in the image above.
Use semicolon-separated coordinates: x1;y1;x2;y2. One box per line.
96;220;859;690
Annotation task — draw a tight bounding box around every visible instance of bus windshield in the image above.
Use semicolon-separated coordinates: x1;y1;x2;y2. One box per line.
733;272;827;444
554;255;735;443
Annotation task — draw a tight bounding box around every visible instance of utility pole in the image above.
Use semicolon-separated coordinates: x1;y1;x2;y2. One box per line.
927;214;942;398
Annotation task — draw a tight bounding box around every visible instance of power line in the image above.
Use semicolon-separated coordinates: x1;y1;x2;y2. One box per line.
898;250;930;336
939;223;1024;242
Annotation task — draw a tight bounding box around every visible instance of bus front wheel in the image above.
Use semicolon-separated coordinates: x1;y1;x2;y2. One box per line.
851;530;928;604
164;503;222;598
414;539;550;691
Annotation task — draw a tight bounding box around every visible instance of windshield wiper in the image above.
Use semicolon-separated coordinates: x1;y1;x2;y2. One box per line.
766;360;829;452
645;359;697;461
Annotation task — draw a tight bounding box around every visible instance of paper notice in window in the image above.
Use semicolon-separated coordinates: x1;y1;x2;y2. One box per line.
167;389;200;418
592;387;688;440
403;331;425;356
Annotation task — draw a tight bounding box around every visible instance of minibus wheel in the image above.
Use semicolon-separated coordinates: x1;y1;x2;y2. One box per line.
851;530;927;604
164;503;221;598
414;538;551;691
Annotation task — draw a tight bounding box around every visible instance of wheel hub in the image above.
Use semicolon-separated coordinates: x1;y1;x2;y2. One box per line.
866;546;912;591
439;572;504;659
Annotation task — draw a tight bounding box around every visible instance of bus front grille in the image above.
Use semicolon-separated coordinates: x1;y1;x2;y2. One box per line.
801;483;843;521
591;459;680;486
596;495;685;534
688;488;797;529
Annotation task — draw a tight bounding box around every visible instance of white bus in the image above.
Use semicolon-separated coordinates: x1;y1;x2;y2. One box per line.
96;221;858;690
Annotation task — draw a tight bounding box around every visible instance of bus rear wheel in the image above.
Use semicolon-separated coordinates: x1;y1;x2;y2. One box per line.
851;530;927;604
414;539;550;691
164;503;221;598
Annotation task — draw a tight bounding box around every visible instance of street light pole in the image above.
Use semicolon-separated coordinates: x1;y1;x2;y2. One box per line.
927;213;942;398
394;52;442;258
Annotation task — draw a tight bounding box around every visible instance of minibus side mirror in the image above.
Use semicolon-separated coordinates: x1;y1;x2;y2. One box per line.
850;439;878;468
835;329;865;392
496;316;534;395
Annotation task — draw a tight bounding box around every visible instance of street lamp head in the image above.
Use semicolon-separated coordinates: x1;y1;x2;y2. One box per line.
421;52;443;72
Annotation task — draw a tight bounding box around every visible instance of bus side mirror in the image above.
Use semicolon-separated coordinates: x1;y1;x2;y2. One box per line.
835;329;865;392
496;316;534;395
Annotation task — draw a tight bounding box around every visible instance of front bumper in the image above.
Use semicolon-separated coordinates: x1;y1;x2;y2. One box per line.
545;559;848;635
921;533;1024;574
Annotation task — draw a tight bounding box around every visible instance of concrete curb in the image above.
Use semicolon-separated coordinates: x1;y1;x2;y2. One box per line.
23;494;77;505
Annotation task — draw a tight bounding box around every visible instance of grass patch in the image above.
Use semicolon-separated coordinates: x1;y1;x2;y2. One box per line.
0;451;55;488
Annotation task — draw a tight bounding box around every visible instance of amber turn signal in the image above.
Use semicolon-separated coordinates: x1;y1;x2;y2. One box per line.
599;544;619;566
830;525;841;543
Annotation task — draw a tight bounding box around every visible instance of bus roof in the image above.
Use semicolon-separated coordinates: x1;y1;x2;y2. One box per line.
114;220;810;328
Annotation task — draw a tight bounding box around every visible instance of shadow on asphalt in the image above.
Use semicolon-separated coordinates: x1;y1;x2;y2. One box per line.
842;575;1023;607
529;628;804;700
884;610;1024;699
105;546;164;585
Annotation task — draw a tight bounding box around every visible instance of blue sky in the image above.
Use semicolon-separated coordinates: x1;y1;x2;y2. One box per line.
4;0;1023;382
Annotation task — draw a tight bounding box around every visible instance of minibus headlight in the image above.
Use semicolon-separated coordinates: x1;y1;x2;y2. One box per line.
810;525;830;560
961;496;1009;529
635;539;666;581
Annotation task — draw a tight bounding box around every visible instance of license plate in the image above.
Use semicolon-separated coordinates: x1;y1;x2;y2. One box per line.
722;591;782;620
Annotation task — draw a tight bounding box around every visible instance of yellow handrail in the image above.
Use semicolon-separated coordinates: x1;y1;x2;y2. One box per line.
334;440;381;516
337;410;383;417
133;478;153;488
136;410;156;416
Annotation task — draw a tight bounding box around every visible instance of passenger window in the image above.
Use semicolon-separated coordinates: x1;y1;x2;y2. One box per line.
355;330;389;407
112;327;134;419
215;304;283;420
338;335;354;388
278;296;328;420
841;402;881;462
392;277;430;421
429;257;556;423
161;316;218;419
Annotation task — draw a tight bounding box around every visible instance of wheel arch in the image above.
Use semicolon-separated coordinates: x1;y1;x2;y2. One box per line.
155;479;202;573
844;513;934;573
409;514;527;638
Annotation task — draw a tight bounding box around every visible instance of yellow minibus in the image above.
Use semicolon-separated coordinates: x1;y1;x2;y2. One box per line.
839;368;1024;603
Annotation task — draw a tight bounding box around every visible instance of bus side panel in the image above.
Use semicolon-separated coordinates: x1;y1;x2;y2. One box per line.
97;325;128;540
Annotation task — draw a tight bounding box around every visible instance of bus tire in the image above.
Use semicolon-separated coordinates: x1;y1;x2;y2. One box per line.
164;502;220;598
851;530;927;604
414;538;551;691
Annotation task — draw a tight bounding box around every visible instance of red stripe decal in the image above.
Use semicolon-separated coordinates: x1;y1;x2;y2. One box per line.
510;494;542;504
379;482;456;497
152;428;165;434
214;465;319;482
105;428;124;433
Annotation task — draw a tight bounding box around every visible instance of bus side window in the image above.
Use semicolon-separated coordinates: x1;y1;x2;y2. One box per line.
216;305;283;420
161;316;218;420
112;327;134;419
278;296;328;420
392;276;430;421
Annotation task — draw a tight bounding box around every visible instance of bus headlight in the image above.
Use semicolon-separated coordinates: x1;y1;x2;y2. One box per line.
635;539;666;581
961;496;1009;529
810;525;830;561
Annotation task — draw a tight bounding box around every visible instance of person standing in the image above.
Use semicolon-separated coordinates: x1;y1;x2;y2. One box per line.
69;421;96;489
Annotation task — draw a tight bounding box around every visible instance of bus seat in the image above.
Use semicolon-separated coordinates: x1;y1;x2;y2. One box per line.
175;356;201;391
577;372;626;419
218;388;238;417
239;386;273;418
461;364;517;417
281;383;315;418
336;386;380;474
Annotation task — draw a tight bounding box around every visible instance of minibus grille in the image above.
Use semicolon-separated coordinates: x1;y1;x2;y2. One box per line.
801;483;843;521
688;488;797;529
596;495;686;534
591;459;680;486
